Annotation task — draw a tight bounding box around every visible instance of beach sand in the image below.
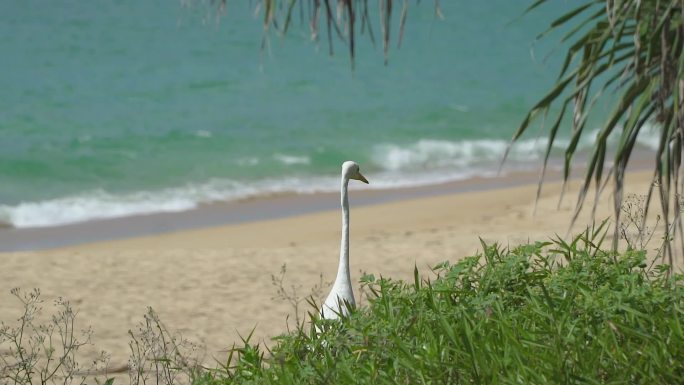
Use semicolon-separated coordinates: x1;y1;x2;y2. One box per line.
0;170;667;370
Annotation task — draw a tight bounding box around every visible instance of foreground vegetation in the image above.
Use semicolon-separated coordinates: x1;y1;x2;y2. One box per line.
4;223;682;385
202;223;683;384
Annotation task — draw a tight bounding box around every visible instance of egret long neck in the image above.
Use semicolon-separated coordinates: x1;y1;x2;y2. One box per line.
336;176;351;286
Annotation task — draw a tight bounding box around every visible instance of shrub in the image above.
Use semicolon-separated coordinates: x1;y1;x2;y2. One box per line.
206;225;684;384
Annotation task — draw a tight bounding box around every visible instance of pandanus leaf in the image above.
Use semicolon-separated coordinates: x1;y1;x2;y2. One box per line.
514;0;683;268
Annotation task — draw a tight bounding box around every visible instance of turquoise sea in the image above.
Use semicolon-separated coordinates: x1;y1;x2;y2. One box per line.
0;1;657;228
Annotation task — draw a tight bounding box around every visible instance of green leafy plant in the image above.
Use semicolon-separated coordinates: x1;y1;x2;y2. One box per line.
205;225;684;384
509;0;684;266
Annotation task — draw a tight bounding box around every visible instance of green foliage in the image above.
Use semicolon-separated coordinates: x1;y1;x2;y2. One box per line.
510;0;684;265
201;229;684;384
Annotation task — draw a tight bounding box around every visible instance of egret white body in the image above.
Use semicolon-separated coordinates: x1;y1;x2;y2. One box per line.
321;161;368;319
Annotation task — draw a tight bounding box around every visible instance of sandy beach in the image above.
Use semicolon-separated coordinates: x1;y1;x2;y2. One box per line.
0;170;663;369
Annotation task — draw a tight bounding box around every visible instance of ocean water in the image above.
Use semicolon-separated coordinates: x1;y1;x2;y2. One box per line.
0;1;657;228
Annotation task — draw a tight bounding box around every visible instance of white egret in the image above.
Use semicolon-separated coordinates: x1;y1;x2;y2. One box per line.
320;161;368;319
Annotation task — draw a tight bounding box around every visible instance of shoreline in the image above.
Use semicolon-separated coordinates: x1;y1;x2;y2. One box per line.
0;156;653;252
0;168;552;252
0;168;660;369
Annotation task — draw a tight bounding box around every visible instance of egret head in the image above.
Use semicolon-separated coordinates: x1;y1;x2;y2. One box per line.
342;161;369;184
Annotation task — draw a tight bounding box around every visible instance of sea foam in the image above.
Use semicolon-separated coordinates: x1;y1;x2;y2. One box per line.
273;154;311;165
0;130;661;229
0;178;332;229
0;167;497;229
371;128;660;173
372;137;564;172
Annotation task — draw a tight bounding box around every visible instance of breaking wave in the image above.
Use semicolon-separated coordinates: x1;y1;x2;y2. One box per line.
0;129;660;229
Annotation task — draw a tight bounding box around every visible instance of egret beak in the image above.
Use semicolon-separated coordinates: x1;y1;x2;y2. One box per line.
356;172;369;184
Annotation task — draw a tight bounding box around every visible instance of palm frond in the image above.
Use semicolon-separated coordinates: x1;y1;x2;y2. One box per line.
514;0;684;267
207;0;440;67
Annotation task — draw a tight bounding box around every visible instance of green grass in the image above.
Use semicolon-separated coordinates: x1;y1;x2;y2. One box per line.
199;223;684;385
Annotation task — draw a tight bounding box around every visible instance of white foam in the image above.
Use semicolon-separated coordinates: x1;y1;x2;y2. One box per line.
0;163;531;229
634;121;661;150
0;168;484;229
371;128;659;175
0;131;661;229
273;153;311;165
0;177;339;229
236;157;260;166
195;130;213;138
372;138;560;172
576;124;661;152
0;190;197;228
